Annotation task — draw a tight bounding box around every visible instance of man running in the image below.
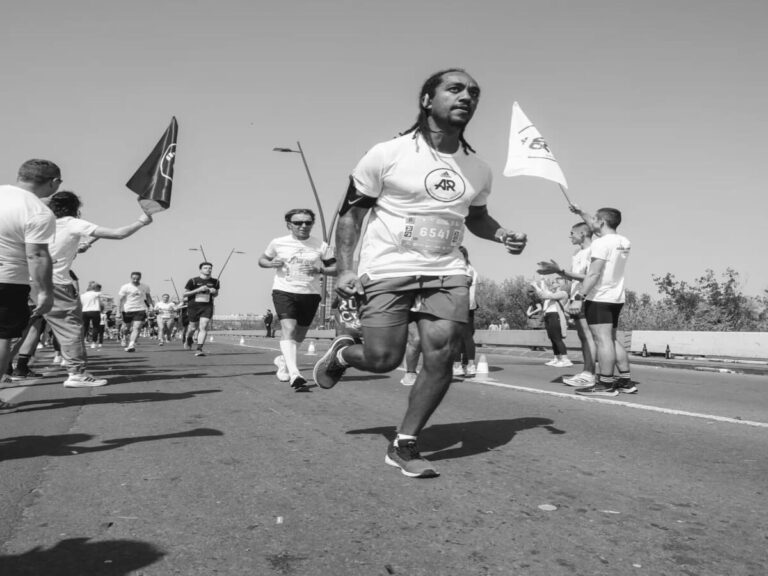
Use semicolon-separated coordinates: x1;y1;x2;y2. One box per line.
313;68;527;478
118;272;153;353
537;221;597;386
0;160;57;405
259;209;335;391
154;293;177;345
183;262;220;357
567;204;634;396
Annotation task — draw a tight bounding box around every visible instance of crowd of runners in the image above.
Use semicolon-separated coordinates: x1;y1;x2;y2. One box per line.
2;68;632;479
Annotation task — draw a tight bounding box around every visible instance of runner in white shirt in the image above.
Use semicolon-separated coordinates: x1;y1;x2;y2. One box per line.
313;69;528;478
118;272;153;353
44;191;152;386
154;294;177;345
537;221;597;386
259;209;335;391
80;282;104;349
568;204;634;397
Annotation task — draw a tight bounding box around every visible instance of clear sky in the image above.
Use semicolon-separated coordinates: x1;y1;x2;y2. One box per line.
2;0;766;314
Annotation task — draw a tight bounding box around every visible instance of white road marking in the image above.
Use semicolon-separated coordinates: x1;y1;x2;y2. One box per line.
468;377;768;428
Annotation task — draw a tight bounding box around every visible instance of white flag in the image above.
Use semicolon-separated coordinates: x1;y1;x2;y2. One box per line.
503;101;568;188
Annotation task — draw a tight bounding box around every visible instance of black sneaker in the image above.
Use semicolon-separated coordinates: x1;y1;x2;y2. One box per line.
11;368;43;381
290;375;310;392
195;350;206;357
574;382;618;397
312;336;355;389
615;378;638;394
385;440;439;478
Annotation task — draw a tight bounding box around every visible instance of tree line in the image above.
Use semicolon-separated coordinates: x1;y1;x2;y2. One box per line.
475;268;768;332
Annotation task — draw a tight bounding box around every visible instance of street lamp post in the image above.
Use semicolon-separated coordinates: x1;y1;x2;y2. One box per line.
273;141;330;328
218;249;245;281
164;278;180;301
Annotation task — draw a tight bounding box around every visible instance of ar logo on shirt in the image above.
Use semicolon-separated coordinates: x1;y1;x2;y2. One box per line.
424;168;466;202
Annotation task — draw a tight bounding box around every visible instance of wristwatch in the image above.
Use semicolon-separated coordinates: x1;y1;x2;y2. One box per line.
573;293;584;301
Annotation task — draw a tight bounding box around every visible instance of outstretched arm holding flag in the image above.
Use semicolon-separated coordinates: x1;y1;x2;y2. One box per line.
126;117;178;215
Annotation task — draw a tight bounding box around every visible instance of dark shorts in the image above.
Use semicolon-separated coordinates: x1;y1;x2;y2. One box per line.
188;303;214;323
272;290;321;327
0;283;32;339
122;310;147;324
359;274;470;328
584;301;623;327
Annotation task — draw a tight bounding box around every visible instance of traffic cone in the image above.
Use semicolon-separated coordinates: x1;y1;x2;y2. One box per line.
306;341;317;356
476;354;489;376
239;336;245;345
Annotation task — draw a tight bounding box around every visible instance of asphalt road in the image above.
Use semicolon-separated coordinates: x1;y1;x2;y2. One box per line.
1;338;766;576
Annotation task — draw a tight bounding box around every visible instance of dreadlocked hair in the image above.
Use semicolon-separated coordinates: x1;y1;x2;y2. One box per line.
399;68;477;155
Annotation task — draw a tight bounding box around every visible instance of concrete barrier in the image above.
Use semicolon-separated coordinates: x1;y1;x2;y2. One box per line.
630;330;768;360
210;328;767;360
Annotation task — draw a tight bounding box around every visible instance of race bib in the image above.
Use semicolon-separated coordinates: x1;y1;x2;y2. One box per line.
400;215;464;255
195;292;211;303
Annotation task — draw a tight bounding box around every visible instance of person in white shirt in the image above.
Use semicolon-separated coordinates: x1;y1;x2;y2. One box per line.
259;209;335;391
312;69;528;478
537;221;597;386
452;246;479;377
45;191;151;386
0;160;57;395
154;293;177;345
568;205;634;397
531;277;572;367
80;282;104;348
118;272;153;353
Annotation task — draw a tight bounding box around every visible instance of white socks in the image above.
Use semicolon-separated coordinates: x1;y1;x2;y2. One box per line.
280;339;300;377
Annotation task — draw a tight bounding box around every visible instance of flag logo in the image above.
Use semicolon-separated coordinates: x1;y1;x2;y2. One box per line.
160;144;176;181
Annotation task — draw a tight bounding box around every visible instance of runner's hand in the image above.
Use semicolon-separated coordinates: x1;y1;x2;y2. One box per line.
568;299;583;315
138;213;153;225
270;258;285;269
501;231;527;255
336;270;363;297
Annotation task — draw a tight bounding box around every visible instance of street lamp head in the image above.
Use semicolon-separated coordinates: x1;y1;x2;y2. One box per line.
273;147;299;153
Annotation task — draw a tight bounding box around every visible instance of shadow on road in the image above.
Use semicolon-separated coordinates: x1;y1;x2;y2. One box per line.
347;417;565;461
0;427;223;461
0;537;165;575
10;388;221;414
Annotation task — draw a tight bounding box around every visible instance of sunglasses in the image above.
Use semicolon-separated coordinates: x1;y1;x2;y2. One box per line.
290;221;314;226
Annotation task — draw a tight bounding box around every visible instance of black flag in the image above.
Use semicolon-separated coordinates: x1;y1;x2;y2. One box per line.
126;117;178;215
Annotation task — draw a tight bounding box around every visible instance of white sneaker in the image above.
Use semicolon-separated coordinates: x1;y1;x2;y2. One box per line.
125;345;136;353
60;358;67;366
1;374;12;385
90;343;97;349
545;358;559;366
97;344;102;349
452;362;465;377
52;354;62;364
64;372;108;387
464;362;477;377
554;358;574;367
563;372;595;387
400;372;417;386
274;356;290;382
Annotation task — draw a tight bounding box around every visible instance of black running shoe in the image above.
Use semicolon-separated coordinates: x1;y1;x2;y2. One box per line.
615;378;638;394
385;440;439;478
11;368;43;381
574;382;619;397
312;336;355;389
290;375;310;392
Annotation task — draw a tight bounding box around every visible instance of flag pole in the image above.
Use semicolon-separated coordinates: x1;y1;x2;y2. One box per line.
557;184;574;207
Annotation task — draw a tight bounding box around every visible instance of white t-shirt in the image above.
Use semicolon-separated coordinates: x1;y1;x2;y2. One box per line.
264;235;332;295
586;233;631;303
155;301;177;318
570;246;591;297
352;133;492;279
50;216;98;285
80;290;102;312
0;184;56;284
118;282;152;312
